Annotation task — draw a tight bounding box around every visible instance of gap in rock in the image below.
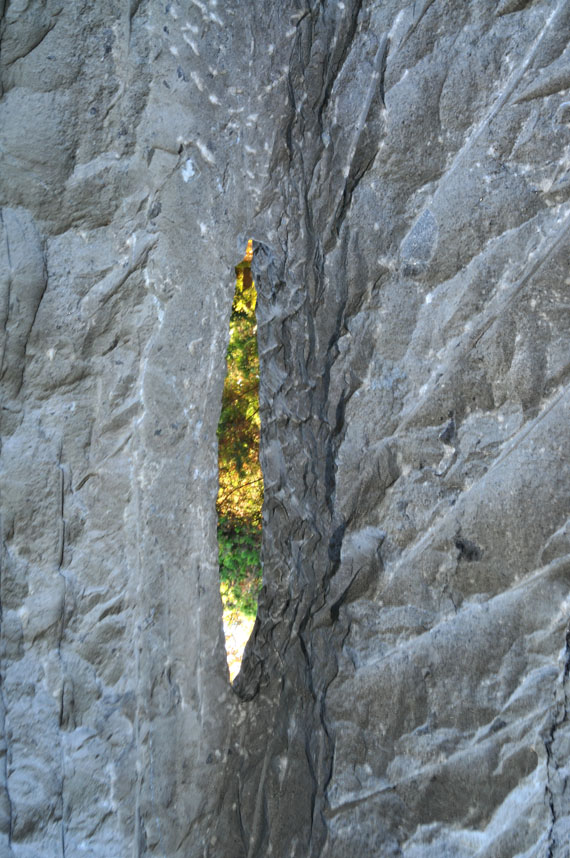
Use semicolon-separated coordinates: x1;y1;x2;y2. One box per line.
217;240;262;681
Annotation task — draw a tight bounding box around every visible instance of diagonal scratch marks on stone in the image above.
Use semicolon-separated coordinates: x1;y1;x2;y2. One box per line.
399;206;570;435
324;34;388;247
315;0;365;124
432;0;570;190
398;0;437;48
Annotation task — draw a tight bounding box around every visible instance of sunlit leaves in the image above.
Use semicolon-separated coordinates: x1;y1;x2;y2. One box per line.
217;242;263;622
217;248;262;528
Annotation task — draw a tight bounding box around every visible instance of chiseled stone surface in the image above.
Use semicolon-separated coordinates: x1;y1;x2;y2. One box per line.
0;2;243;855
1;1;569;857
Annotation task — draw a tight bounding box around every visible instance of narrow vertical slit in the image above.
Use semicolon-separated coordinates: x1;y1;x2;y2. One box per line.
217;240;262;681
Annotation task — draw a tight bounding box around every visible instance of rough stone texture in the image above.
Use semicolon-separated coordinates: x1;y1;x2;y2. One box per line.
1;1;569;857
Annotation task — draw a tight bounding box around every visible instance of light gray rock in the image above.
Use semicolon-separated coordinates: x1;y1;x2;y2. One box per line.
1;1;569;857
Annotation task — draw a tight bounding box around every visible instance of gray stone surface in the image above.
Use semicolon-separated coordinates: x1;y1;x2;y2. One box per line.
1;1;569;857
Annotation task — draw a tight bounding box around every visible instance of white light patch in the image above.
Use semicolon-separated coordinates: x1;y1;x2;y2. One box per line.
191;71;204;92
182;159;196;182
196;140;215;164
183;34;200;56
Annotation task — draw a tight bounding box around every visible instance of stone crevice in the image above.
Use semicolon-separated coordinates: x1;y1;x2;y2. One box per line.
2;0;570;855
545;623;570;858
0;670;14;851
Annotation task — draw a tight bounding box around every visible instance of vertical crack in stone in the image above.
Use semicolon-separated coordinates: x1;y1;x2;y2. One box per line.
3;0;570;855
545;625;570;857
217;240;262;682
55;442;68;858
0;591;14;851
225;6;389;852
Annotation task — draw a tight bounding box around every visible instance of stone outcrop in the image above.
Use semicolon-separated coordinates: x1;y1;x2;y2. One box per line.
1;1;569;857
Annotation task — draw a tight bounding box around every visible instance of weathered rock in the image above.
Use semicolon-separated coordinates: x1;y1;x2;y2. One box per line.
1;1;569;857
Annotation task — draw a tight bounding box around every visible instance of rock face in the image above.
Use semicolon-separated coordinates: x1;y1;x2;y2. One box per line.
1;1;569;857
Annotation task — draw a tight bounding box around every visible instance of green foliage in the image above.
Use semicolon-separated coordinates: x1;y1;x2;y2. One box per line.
216;258;263;527
218;518;262;620
217;245;263;624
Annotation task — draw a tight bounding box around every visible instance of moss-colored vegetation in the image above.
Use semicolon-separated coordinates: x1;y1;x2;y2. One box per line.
217;242;262;620
218;519;261;620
